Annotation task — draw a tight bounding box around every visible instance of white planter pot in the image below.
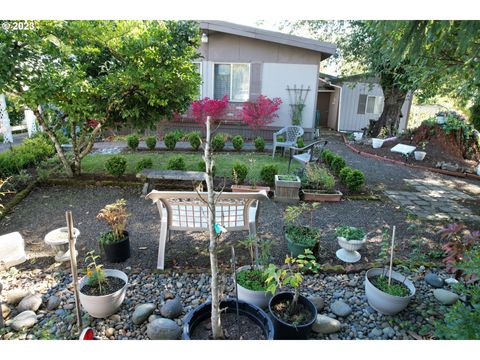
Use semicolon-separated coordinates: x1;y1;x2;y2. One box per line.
236;265;272;309
79;269;128;318
436;116;445;124
336;236;366;263
372;138;384;149
365;268;415;315
477;164;480;176
353;132;363;141
414;151;427;161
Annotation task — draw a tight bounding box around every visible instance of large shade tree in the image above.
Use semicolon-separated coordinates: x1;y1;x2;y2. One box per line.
0;20;201;176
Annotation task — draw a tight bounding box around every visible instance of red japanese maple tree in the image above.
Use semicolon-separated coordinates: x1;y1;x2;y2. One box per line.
241;95;282;129
191;96;228;124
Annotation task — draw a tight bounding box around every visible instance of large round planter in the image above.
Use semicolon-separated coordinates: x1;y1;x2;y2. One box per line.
365;268;416;315
285;232;315;258
182;299;274;340
79;269;128;318
372;138;384;149
268;292;317;340
476;163;480;176
414;151;427;161
102;231;131;263
236;265;273;309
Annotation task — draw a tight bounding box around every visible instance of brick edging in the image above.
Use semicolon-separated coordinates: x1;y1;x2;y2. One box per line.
341;134;480;181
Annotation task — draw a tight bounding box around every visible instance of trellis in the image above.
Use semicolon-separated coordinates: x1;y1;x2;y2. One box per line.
286;85;310;126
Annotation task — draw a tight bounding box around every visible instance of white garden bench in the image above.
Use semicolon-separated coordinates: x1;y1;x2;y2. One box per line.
145;190;268;270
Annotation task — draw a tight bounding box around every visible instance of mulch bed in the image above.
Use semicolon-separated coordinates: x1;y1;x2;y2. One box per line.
80;276;126;296
190;313;266;340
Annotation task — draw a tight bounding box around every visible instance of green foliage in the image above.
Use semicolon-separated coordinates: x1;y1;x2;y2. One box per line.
237;268;268;291
85;251;106;292
136;158;153;171
260;164;278;186
470;101;480;131
105;155;127;176
285;225;320;246
322;150;335;167
302;163;335;192
330;156;346;174
145;136;157;150
232;162;248;184
167;155;186;170
187;131;202;150
127;134;139;150
212;133;226;152
346;169;365;192
254;137;265;152
0;134;4;143
371;274;410;297
296;137;305;148
284;202;319;228
339;166;353;183
164;131;181;150
335;226;366;240
197;160;216;176
232;135;244;151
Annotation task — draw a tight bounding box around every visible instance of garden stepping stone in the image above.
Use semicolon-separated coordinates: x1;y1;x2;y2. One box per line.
444;278;459;286
425;273;444;288
330;300;352;317
312;315;341;334
46;296;61;311
132;303;156;325
9;310;37;331
160;298;183;319
433;289;460;305
17;294;42;312
308;296;325;312
6;289;30;305
147;318;181;340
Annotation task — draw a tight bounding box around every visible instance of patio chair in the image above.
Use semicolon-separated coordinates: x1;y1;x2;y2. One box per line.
272;126;304;159
287;140;329;172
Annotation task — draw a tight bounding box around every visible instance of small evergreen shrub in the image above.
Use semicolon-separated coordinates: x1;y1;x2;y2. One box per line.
136;158;153;171
198;160;216;176
105;156;127;176
145;136;157;150
212;133;226;152
127;134;139;150
323;150;335;167
339;166;353;184
164;132;179;150
296;137;305;148
260;164;278;186
232;135;244;151
331;156;346;174
167;155;186;170
232;162;248;184
346;169;365;192
254;137;265;152
187;131;202;151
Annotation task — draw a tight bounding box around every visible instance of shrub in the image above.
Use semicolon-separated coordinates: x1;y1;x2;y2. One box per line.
191;96;228;124
0;134;4;143
145;136;157;150
212;133;226;152
339;167;353;184
198;160;216;176
232;135;244;151
136;158;153;171
241;95;282;129
296;137;305;148
346;169;365;192
260;164;278;186
127;134;139;150
187;131;202;151
322;150;335;167
164;132;179;150
167;155;186;170
232;162;248;184
303;163;335;192
105;156;127;176
331;156;346;174
254;137;265;152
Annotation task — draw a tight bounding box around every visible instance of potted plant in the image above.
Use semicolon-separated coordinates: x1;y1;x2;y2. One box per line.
284;203;320;257
353;131;363;141
97;199;131;263
414;141;427;161
274;174;301;203
265;250;319;339
231;156;270;193
335;226;367;263
78;251;128;318
236;236;273;309
371;127;388;149
301;163;342;202
365;226;416;315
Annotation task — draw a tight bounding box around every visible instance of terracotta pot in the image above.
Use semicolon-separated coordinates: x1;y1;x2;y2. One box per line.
231;185;270;193
302;190;343;202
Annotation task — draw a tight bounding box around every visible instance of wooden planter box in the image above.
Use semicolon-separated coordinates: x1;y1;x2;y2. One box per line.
302;189;343;202
231;185;271;193
274;175;301;203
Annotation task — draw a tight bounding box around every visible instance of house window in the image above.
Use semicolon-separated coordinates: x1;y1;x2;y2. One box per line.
214;63;250;102
193;62;202;99
357;94;383;115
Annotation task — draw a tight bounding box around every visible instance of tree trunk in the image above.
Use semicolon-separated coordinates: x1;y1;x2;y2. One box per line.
371;85;407;137
205;116;224;339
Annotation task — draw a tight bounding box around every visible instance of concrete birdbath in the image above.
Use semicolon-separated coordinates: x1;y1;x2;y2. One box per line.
44;227;80;262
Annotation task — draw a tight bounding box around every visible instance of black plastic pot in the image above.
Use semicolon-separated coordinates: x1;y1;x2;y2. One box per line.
102;231;131;263
182;298;275;340
268;292;317;340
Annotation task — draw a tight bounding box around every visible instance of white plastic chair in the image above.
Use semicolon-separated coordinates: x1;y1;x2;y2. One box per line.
272;126;304;159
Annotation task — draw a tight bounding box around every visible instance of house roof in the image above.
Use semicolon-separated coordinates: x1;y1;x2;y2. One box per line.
199;21;337;59
329;73;379;84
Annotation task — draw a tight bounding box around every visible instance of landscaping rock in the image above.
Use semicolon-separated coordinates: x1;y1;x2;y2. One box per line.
17;294;42;312
425;273;444;288
46;296;61;311
308;296;325;312
164;291;175;300
2;303;11;319
10;311;37;331
330;300;352;317
444;278;459;286
433;289;459;305
106;327;115;337
132;303;156;325
148;314;160;323
147;318;181;340
383;326;395;338
312;315;341;334
370;328;383;338
160;298;183;319
6;289;30;305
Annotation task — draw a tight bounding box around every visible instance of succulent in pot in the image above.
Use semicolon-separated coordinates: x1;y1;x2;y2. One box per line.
79;251;128;318
97;199;131;262
335;226;367;263
284;203;321;257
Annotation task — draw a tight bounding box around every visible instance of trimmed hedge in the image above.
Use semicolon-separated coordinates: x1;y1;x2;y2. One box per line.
105;155;127;176
331;156;346;174
346;169;365;192
232;162;248;184
136;158;153;171
127;135;139;150
212;134;227;152
339;166;353;183
167;155;186;170
187;131;202;151
260;164;278;186
232;135;244;151
254;137;265;152
145;136;157;150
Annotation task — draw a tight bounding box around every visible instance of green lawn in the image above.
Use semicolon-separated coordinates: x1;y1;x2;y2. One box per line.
81;151;301;179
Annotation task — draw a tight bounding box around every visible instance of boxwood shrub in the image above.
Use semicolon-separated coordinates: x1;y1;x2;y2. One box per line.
105;155;127;176
164;132;179;150
167;155;186;170
136;158;153;171
232;135;244;151
127;134;139;150
187;131;202;151
212;134;227;152
145;136;157;150
254;137;265;152
260;164;278;186
339;166;353;184
346;169;365;192
232;162;248;184
331;156;346;174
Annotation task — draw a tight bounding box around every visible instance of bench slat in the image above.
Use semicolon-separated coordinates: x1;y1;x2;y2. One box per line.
137;169;206;182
